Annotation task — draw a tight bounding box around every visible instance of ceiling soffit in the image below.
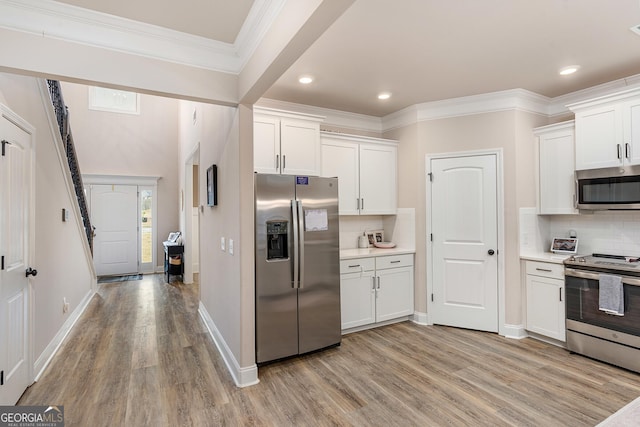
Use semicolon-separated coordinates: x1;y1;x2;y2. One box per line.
0;0;285;73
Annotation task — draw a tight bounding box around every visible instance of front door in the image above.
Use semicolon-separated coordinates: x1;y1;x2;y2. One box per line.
91;185;138;276
430;154;498;332
0;112;33;404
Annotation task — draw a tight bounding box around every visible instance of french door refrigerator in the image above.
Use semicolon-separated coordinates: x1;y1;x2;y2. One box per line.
255;173;341;364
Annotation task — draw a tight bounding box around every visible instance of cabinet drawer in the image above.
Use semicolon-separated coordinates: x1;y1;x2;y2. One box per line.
340;258;375;274
526;261;564;279
376;254;413;270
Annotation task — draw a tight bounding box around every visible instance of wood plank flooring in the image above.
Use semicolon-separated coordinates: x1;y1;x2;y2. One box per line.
19;274;640;426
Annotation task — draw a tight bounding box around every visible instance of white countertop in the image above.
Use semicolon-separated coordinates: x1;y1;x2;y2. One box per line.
340;247;415;260
520;252;571;264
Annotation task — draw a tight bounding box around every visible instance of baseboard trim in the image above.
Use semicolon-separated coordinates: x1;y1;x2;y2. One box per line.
503;323;528;340
33;288;95;381
198;302;259;388
411;311;429;326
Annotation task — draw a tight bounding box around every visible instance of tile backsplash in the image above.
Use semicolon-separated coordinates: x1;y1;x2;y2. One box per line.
339;208;416;250
548;211;640;256
520;207;640;256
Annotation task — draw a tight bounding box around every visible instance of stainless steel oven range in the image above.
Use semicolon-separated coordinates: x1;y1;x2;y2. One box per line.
564;253;640;373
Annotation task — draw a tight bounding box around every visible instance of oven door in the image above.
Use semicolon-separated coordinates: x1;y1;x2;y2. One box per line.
565;268;640;339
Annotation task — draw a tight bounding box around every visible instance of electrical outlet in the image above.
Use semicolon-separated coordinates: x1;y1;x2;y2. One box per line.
220;237;225;251
229;239;234;255
63;298;69;314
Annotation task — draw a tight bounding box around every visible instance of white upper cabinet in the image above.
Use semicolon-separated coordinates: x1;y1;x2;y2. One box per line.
253;108;324;176
570;89;640;170
359;143;397;215
534;121;577;215
321;132;398;215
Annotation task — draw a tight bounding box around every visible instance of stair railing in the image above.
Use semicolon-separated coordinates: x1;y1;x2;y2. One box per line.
46;80;94;255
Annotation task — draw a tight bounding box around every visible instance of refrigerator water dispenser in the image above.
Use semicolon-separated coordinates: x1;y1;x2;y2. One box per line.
266;220;288;260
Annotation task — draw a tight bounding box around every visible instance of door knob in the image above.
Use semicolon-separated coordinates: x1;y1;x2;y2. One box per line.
488;249;495;255
25;267;38;277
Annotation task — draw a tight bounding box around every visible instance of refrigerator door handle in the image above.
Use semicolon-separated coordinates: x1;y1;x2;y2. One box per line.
291;199;299;289
297;200;305;289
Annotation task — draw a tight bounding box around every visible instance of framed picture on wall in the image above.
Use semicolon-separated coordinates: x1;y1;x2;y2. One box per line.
207;164;217;206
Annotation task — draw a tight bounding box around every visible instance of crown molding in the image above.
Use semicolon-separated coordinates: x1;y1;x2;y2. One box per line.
0;0;284;73
549;73;640;115
381;89;551;132
256;98;383;133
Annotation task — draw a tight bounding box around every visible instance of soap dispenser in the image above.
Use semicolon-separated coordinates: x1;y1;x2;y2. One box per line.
358;232;369;248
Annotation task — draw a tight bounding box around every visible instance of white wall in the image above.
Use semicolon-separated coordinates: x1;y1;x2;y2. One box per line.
178;100;256;383
60;82;180;268
0;73;94;368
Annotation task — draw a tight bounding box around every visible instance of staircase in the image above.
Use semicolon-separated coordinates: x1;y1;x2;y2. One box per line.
46;80;94;255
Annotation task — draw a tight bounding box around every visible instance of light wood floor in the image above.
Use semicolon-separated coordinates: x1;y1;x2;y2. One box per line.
19;274;640;426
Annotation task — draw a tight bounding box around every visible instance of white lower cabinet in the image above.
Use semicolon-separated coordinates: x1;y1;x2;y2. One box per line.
525;260;566;341
340;254;414;331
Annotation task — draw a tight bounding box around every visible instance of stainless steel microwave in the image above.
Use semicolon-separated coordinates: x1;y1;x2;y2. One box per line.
576;165;640;210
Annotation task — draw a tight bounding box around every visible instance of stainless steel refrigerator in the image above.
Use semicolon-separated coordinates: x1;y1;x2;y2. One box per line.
255;173;341;364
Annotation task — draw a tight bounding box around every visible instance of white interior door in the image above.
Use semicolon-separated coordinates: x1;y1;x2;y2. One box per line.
91;184;138;276
430;154;498;332
0;113;33;404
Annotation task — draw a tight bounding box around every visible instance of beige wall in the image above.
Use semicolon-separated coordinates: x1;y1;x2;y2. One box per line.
0;73;94;362
60;82;180;267
178;100;255;369
385;110;547;326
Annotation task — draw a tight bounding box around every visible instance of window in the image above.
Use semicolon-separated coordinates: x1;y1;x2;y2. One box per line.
88;86;140;115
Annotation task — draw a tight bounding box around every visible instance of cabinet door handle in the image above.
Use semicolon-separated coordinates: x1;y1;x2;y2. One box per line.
626;143;631;160
390;260;401;264
276;154;280;170
372;276;376;290
356;198;360;211
559;287;563;302
282;154;286;170
348;264;360;268
361;198;364;210
536;268;552;272
377;276;380;289
617;144;622;160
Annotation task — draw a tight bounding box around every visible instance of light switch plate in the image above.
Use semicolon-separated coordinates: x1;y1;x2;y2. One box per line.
229;239;234;255
220;237;225;251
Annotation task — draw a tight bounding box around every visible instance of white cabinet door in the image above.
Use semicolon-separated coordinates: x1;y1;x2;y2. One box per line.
254;115;280;174
375;266;414;323
321;139;360;215
526;274;565;341
537;123;577;214
575;104;623;170
624;100;640;166
280;118;321;176
340;271;376;329
359;143;397;215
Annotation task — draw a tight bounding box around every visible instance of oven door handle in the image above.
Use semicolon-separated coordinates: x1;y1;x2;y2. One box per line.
565;267;640;287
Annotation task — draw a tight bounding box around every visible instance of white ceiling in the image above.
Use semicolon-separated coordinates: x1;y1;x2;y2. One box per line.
42;0;640;117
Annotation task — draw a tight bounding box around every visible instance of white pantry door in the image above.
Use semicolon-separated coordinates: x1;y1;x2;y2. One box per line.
430;154;498;332
91;185;138;276
0;113;33;404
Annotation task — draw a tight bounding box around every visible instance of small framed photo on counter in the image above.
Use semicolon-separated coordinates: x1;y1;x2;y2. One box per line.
366;229;384;247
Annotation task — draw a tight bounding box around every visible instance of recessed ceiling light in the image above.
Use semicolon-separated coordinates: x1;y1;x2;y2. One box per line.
298;76;314;84
378;92;391;100
559;65;580;76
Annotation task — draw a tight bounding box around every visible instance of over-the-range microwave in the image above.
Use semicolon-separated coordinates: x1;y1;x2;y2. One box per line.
576;165;640;210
